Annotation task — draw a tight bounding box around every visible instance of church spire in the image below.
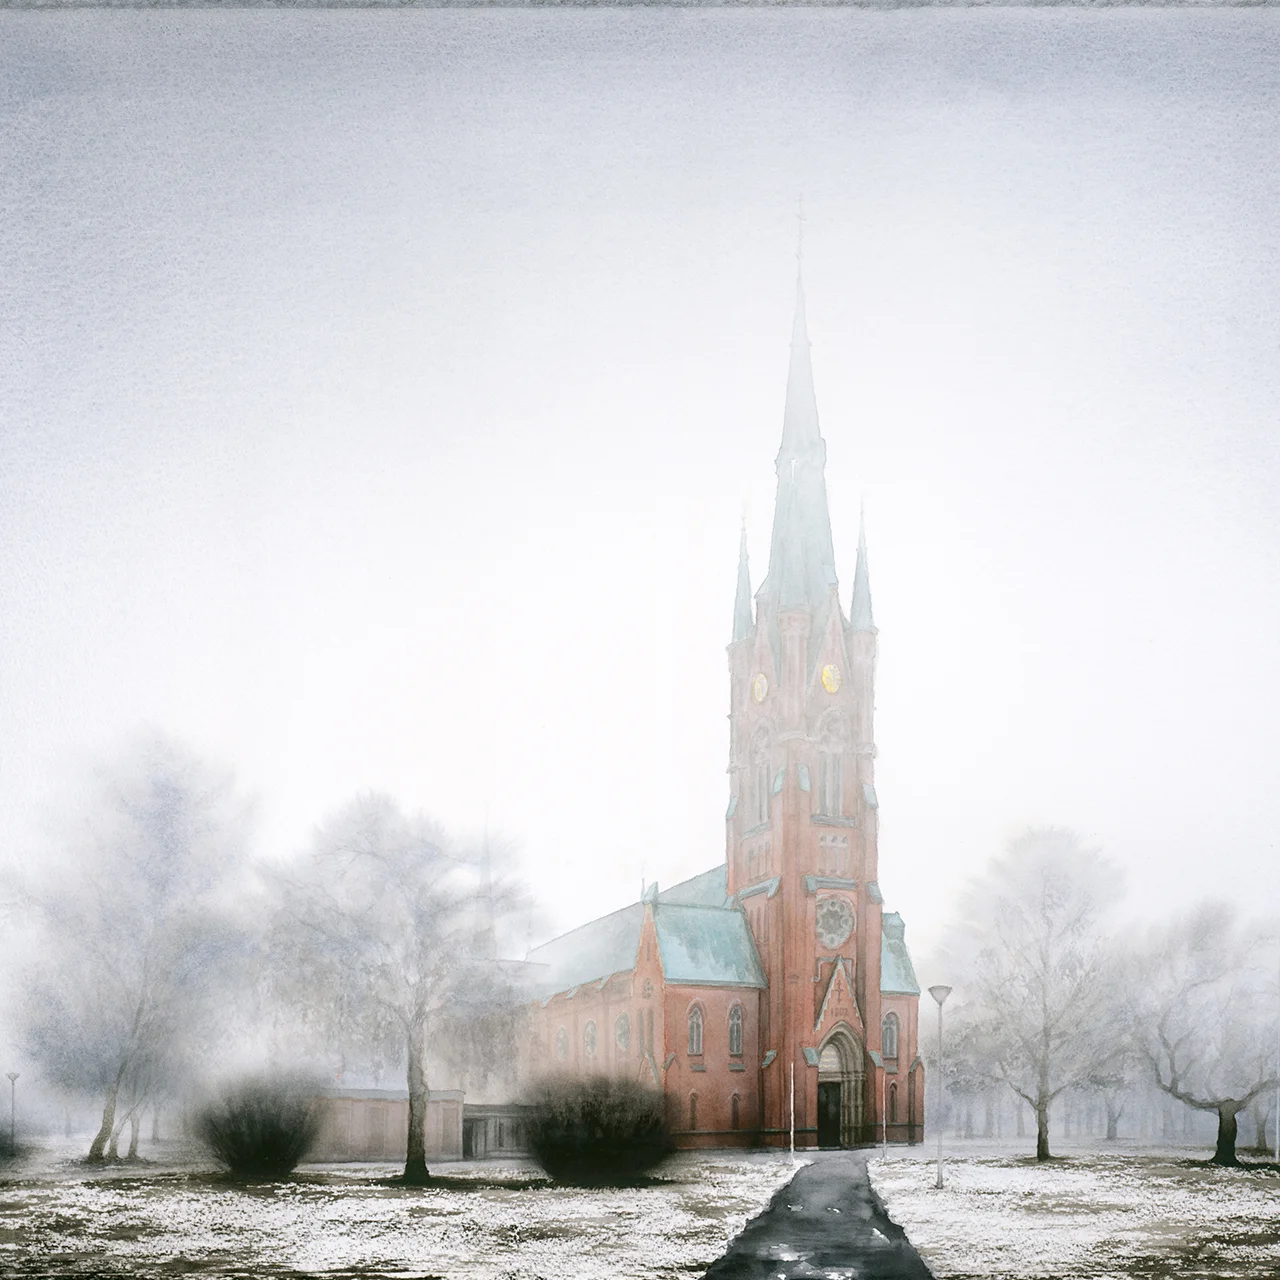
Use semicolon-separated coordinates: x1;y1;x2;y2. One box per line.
777;272;823;471
757;270;839;632
850;504;874;632
732;521;754;642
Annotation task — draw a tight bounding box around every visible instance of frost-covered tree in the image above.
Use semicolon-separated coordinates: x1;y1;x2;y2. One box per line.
1135;904;1279;1167
272;794;528;1184
945;827;1124;1161
17;737;254;1161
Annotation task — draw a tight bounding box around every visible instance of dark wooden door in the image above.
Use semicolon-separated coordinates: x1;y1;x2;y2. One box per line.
817;1081;842;1148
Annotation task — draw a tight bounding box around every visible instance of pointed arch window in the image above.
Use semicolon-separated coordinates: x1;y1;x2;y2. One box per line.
817;751;843;816
731;1094;741;1130
687;1006;704;1057
555;1027;569;1060
728;1005;744;1058
584;1020;598;1057
615;1013;630;1053
882;1012;899;1061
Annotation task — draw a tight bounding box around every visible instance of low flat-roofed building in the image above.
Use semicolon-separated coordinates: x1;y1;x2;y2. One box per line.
310;1088;463;1163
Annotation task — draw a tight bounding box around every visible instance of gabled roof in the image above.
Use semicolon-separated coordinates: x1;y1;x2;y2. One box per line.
655;903;766;988
880;911;920;995
525;866;760;998
658;864;728;907
525;902;643;998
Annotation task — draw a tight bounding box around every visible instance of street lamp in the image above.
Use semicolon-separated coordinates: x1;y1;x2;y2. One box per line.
5;1074;17;1159
928;985;952;1190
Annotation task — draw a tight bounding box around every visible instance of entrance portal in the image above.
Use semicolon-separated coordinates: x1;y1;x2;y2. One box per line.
817;1081;842;1147
817;1028;865;1147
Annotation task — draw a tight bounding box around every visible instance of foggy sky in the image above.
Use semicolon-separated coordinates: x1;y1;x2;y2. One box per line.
2;10;1278;979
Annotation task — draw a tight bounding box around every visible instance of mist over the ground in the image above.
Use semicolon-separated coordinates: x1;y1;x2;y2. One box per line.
1;10;1277;986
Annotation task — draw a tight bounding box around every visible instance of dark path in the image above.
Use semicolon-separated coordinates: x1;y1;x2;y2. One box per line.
702;1151;935;1280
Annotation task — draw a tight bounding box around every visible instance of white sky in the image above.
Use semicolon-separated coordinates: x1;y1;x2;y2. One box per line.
2;10;1278;977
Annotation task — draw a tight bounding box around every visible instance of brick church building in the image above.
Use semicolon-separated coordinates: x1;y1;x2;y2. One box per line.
525;278;923;1149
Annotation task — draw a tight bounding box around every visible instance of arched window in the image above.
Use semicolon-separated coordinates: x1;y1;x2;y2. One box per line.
817;752;843;816
555;1027;569;1060
889;1083;898;1124
689;1092;699;1131
615;1013;630;1053
728;1005;744;1057
731;1094;740;1131
756;762;771;824
882;1012;899;1060
687;1005;704;1056
584;1020;597;1057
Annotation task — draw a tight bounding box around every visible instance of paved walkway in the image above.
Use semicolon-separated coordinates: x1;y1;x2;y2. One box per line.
702;1151;935;1280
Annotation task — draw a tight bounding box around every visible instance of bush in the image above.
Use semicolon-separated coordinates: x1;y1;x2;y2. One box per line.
526;1075;672;1185
195;1075;321;1178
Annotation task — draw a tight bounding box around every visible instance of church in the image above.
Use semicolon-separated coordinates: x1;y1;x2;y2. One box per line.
524;277;923;1149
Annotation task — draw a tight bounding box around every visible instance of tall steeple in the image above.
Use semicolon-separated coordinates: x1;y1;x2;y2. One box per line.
732;522;754;642
850;505;874;632
755;272;839;662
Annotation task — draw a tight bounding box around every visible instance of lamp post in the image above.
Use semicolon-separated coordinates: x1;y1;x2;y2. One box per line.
5;1074;17;1158
928;985;952;1190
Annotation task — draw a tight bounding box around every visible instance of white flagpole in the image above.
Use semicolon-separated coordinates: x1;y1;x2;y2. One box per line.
789;1061;796;1164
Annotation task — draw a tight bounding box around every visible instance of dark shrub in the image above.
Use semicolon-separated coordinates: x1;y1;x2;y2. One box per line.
526;1075;672;1185
195;1075;321;1178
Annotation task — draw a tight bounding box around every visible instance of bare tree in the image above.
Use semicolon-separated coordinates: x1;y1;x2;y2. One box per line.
946;827;1124;1161
272;794;527;1185
17;737;254;1161
1135;903;1278;1167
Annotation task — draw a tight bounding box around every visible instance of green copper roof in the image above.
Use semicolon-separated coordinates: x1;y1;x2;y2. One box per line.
526;902;644;998
732;524;754;642
850;508;874;632
654;903;766;988
658;865;728;907
880;912;920;995
755;274;840;673
527;866;754;997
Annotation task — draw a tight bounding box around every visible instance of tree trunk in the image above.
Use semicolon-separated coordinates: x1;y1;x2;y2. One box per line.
107;1117;124;1161
1105;1098;1121;1141
127;1113;140;1160
1036;1090;1051;1161
403;1021;431;1185
1212;1105;1239;1167
87;1081;120;1163
151;1107;161;1143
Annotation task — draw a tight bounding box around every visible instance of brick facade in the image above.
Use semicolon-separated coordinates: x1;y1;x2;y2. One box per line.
524;278;922;1148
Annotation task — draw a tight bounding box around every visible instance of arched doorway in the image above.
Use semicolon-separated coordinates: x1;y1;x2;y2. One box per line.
817;1026;866;1148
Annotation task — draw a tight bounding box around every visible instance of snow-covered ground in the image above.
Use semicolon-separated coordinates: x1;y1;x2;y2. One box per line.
0;1147;797;1278
869;1147;1280;1280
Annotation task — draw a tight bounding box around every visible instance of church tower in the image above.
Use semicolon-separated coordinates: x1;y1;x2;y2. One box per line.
726;276;920;1147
